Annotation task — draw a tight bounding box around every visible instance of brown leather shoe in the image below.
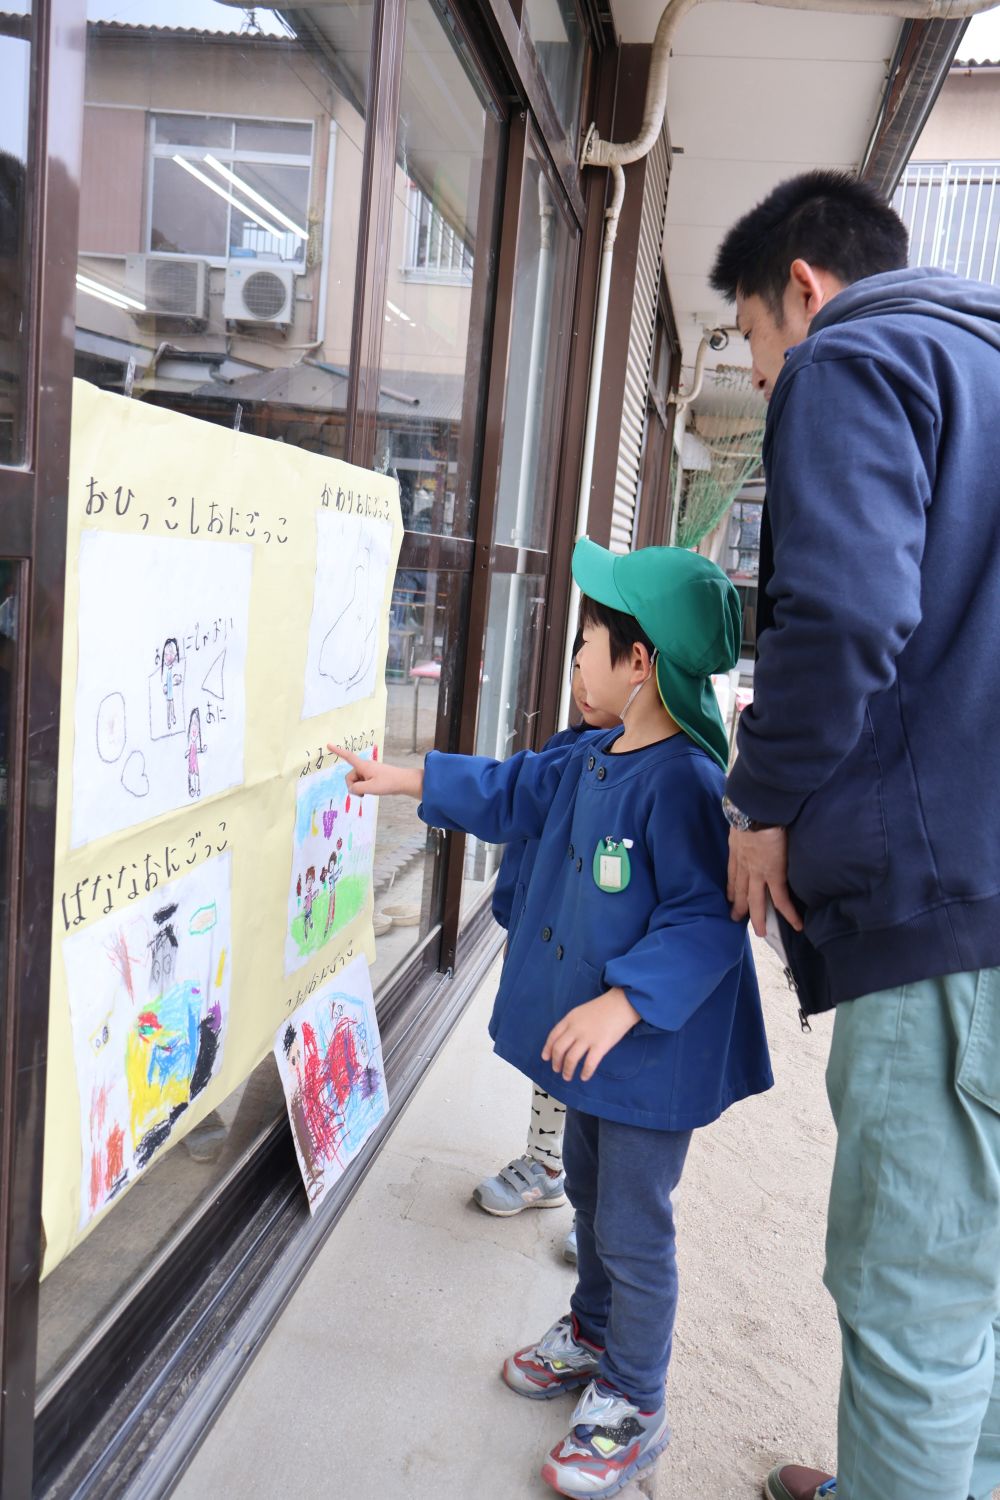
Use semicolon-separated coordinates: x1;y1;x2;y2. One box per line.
764;1464;837;1500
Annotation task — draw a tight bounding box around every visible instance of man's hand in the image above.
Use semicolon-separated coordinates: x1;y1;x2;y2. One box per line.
542;987;641;1083
727;825;803;937
328;744;423;800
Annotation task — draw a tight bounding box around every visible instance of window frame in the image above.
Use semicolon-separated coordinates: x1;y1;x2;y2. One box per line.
146;108;316;269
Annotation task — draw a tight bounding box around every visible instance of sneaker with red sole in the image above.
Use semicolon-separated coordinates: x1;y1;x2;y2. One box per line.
764;1465;837;1500
502;1314;602;1400
541;1379;670;1498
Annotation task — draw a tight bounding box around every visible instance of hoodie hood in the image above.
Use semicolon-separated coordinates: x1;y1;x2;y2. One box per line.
809;266;1000;354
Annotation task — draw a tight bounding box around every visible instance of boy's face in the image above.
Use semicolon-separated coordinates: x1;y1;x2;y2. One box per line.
571;658;619;729
576;624;639;721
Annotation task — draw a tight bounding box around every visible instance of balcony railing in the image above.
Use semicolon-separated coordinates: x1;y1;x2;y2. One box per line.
894;161;1000;285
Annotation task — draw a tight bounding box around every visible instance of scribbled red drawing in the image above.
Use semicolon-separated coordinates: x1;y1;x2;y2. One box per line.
278;960;388;1212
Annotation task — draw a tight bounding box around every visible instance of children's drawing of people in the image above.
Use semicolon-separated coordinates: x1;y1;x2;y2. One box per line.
302;866;316;936
161;638;181;732
186;708;206;798
321;852;339;938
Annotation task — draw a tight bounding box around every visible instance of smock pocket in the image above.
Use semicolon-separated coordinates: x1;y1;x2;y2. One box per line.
575;960;646;1082
957;968;1000;1114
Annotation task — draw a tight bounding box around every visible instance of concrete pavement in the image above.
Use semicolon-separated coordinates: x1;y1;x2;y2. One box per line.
174;938;842;1499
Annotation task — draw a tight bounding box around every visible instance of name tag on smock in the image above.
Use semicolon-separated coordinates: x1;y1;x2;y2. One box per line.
593;837;632;893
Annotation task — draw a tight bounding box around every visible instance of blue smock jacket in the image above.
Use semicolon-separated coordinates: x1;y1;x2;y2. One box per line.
420;729;772;1131
491;724;593;929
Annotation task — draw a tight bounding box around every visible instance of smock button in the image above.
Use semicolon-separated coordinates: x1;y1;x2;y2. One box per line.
587;755;595;770
597;766;606;780
576;858;583;872
568;844;575;859
542;926;552;941
556;945;564;960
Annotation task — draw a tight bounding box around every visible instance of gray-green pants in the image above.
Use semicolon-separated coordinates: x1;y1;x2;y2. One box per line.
826;969;1000;1499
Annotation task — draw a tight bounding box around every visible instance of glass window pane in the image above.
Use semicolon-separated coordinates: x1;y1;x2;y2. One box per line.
492;149;577;553
464;573;547;903
46;0;377;1389
371;566;470;989
522;0;586;155
150;157;229;257
0;7;32;466
374;0;501;541
226;162;310;263
154;113;233;149
234;121;312;157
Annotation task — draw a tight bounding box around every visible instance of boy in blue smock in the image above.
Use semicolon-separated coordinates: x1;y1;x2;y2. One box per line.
474;632;618;1252
333;539;771;1499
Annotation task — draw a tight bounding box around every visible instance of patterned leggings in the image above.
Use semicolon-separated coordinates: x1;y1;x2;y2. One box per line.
526;1085;567;1172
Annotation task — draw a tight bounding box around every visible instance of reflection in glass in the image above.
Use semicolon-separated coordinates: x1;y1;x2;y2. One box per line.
465;149;576;902
75;0;374;460
522;0;586;156
374;0;500;541
491;153;575;555
370;566;469;990
464;572;547;907
41;0;377;1390
0;8;32;466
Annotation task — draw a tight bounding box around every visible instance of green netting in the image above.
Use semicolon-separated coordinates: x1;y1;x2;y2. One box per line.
675;380;766;550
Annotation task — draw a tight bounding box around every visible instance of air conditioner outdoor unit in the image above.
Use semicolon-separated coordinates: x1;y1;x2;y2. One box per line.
223;264;296;327
124;254;209;330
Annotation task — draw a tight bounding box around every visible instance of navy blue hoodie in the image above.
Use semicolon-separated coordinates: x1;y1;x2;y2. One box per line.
726;268;1000;1005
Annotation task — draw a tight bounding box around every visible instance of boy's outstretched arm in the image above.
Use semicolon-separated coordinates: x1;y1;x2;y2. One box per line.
329;744;423;799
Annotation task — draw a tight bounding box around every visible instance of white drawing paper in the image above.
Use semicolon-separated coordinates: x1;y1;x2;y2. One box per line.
302;510;392;717
275;954;389;1212
284;753;378;976
71;532;253;848
63;853;233;1229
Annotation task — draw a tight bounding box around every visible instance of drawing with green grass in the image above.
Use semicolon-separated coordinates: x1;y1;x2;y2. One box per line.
285;752;378;974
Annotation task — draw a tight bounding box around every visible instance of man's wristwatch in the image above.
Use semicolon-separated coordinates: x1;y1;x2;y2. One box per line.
722;795;776;834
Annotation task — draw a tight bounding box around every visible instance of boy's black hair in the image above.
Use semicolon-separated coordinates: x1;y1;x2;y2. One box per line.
709;170;908;319
571;628;584;660
580;595;655;667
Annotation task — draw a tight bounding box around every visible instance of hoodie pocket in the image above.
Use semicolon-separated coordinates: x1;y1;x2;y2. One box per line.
787;713;888;909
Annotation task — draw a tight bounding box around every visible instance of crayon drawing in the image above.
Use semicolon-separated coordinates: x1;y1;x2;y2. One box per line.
71;531;252;848
274;955;388;1211
302;510;392;717
63;854;233;1229
285;751;379;975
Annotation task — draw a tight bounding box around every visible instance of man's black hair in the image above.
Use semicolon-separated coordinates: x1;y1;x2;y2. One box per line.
709;170;908;319
580;595;655;667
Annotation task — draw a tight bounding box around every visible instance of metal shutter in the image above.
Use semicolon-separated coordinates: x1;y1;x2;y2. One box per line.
608;128;669;554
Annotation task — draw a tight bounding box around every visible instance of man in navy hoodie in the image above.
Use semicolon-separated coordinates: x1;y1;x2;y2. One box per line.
709;170;1000;1500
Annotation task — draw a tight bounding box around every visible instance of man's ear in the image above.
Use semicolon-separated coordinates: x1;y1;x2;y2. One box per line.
789;258;845;322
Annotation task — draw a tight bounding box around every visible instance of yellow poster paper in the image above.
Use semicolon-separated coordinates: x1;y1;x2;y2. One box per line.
41;380;402;1275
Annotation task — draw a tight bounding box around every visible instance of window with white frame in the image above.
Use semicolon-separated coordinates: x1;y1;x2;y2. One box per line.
404;184;473;280
894;160;1000;286
149;113;313;265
